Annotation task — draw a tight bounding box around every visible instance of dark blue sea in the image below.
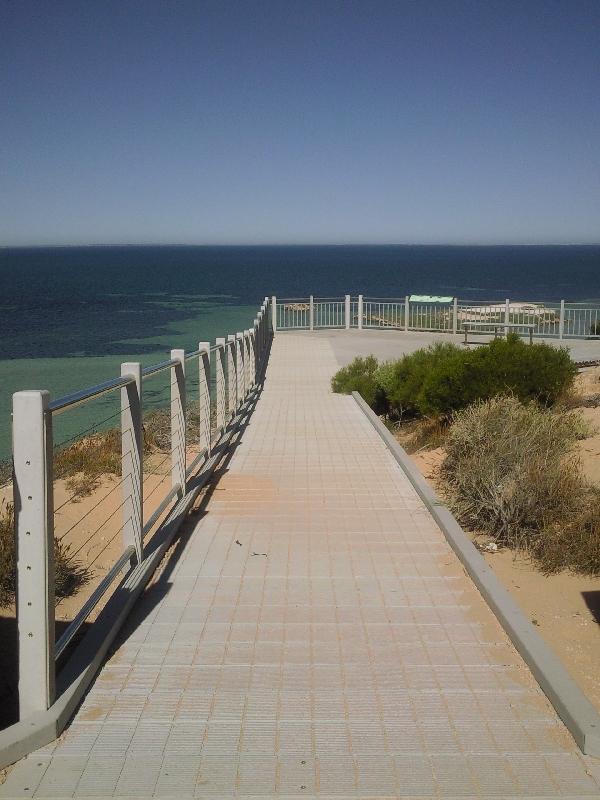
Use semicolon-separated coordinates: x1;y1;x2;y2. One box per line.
0;244;599;458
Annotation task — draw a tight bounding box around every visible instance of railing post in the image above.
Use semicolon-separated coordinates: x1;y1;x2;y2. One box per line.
309;295;314;331
265;297;271;348
244;330;252;394
272;295;277;334
404;295;409;331
120;363;143;566
215;338;227;432
358;295;363;330
241;331;247;396
227;335;238;413
13;390;56;717
236;332;245;404
198;342;211;455
504;298;510;337
260;297;266;352
559;299;565;340
170;349;186;493
255;313;261;370
253;320;259;384
345;295;350;329
452;297;458;336
258;310;265;367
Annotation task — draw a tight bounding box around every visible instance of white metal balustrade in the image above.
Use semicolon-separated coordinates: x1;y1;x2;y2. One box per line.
362;298;405;329
10;298;272;738
564;303;600;339
273;295;600;339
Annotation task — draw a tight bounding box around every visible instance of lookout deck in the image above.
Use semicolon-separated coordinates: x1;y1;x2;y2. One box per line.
2;333;599;798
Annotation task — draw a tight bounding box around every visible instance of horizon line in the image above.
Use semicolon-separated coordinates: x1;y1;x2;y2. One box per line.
2;241;600;249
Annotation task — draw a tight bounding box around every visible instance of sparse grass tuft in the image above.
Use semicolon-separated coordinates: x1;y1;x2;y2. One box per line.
393;417;449;454
0;500;90;607
143;409;171;453
0;502;14;607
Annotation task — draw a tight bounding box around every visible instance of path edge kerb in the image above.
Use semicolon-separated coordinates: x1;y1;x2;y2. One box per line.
352;390;600;759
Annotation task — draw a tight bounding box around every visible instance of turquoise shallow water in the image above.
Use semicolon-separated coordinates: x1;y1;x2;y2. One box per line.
0;301;257;460
1;243;599;460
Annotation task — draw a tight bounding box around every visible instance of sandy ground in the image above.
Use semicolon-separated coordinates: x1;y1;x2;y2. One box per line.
0;447;187;730
410;367;600;713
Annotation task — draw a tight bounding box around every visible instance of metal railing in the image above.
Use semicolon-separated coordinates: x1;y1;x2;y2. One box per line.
272;295;600;339
12;297;272;721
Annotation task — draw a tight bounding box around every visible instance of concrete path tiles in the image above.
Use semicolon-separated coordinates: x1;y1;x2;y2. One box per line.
3;333;600;798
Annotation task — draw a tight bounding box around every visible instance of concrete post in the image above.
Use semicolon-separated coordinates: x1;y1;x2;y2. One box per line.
504;298;510;337
358;295;363;330
452;297;458;336
244;330;252;394
255;312;262;368
170;349;186;493
345;295;350;329
215;338;226;432
198;342;211;454
309;295;314;331
253;320;259;384
13;390;56;717
236;332;245;405
227;335;238;414
404;296;410;331
559;300;565;340
260;309;265;360
120;363;143;565
272;296;277;334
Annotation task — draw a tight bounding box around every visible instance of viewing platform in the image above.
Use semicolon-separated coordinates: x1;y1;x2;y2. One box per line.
2;329;599;798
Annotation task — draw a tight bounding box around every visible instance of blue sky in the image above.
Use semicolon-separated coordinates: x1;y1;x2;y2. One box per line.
1;0;599;245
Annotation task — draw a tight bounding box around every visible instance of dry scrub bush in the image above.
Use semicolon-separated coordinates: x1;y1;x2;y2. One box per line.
0;500;89;607
394;417;449;454
52;404;189;498
537;497;600;575
441;396;600;573
143;408;171;453
54;428;122;498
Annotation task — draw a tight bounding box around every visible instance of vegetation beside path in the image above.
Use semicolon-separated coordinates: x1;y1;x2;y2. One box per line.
332;336;600;575
0;406;185;608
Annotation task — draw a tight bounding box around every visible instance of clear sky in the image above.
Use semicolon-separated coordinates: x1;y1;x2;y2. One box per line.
1;0;599;246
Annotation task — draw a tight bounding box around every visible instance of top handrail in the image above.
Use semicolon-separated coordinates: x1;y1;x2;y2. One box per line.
141;357;180;378
49;375;135;416
49;338;250;417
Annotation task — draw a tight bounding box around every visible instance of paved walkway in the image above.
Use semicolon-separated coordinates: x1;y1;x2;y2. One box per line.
3;334;600;798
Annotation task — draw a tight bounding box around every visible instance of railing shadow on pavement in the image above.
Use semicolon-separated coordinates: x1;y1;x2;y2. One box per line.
111;376;266;654
0;299;273;769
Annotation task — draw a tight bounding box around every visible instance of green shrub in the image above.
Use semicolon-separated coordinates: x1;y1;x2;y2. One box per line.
330;355;387;411
332;336;576;422
373;361;395;398
385;342;464;418
418;335;576;417
440;396;600;574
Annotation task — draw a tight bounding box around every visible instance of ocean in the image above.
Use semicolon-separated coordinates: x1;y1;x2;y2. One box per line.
1;244;599;460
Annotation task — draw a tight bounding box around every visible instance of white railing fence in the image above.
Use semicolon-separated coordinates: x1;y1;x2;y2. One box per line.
272;295;600;339
11;298;272;725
